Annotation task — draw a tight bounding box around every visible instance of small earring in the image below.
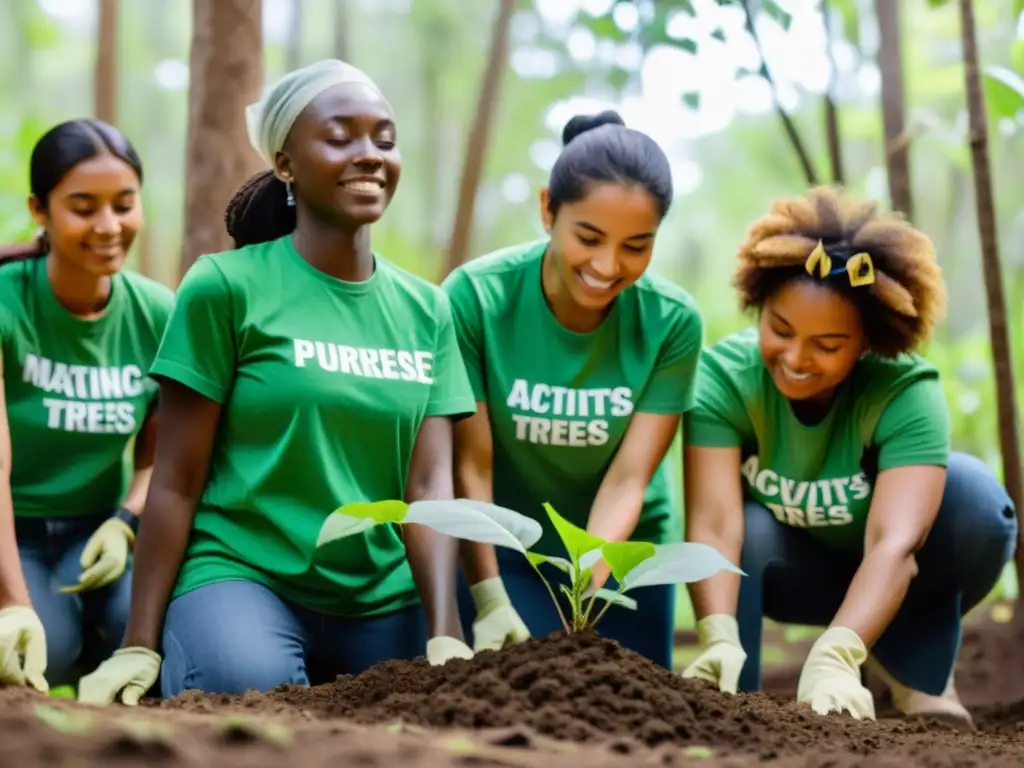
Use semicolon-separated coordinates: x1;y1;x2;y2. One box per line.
285;180;295;207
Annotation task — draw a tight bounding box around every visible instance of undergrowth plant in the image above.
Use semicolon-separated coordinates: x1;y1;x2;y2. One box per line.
316;498;742;634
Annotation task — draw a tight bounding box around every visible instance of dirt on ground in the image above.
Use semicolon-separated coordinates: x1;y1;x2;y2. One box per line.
3;605;1024;768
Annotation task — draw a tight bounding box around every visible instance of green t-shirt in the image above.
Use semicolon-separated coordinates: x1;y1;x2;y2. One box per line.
153;235;476;617
442;239;705;556
684;328;951;550
0;257;174;518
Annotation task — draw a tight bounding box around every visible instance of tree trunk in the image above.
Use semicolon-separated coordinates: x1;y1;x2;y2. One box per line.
443;0;516;277
179;0;264;280
286;0;302;72
958;0;1024;589
822;1;844;184
333;0;349;61
874;0;912;218
94;0;118;125
739;0;817;186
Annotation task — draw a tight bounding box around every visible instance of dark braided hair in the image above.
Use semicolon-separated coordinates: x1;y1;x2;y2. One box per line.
0;118;142;265
224;170;297;249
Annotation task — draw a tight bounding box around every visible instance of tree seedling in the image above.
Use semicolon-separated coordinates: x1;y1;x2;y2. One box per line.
316;498;743;634
33;703;96;735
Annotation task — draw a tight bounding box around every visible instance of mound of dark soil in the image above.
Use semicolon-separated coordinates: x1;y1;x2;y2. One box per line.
157;630;1024;765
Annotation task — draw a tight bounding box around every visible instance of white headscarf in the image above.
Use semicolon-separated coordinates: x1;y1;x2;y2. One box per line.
245;59;388;167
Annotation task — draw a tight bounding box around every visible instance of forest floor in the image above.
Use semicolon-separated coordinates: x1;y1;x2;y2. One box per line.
3;599;1022;768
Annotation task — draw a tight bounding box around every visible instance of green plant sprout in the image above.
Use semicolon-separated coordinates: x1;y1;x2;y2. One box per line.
316;498;743;634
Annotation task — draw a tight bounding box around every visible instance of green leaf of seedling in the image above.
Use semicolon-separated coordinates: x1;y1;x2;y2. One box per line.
34;703;95;735
406;499;543;553
600;541;657;583
317;500;409;547
621;542;744;591
217;715;293;748
527;552;574;578
592;588;637;610
543;503;606;562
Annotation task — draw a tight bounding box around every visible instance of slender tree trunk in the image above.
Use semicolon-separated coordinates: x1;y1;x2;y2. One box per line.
333;0;349;61
94;0;118;125
874;0;912;218
286;0;302;72
822;1;844;184
739;0;818;185
958;0;1024;589
180;0;264;279
443;0;516;277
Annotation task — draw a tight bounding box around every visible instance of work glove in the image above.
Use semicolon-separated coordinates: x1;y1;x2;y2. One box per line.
864;654;971;724
469;577;531;652
425;636;474;666
77;647;162;706
60;516;135;594
797;626;875;720
0;605;48;692
681;613;747;693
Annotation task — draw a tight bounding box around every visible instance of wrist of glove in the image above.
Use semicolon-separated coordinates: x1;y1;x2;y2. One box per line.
797;626;875;720
469;577;531;652
0;605;49;692
78;646;162;706
681;614;747;694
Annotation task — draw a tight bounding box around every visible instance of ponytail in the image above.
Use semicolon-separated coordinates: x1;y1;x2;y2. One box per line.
224;170;297;249
0;232;48;266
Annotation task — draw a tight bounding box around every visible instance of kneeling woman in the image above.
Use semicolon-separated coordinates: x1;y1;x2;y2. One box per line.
681;187;1016;723
77;60;476;705
444;111;704;669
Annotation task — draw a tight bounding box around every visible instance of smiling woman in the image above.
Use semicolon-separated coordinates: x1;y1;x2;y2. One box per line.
76;60;478;707
0;118;173;693
680;187;1017;727
441;110;705;670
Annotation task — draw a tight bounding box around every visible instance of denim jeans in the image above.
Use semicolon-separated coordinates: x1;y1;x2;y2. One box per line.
737;451;1018;695
15;514;133;688
160;579;428;697
457;545;676;669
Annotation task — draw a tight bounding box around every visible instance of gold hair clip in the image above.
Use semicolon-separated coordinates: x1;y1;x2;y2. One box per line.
846;252;875;287
804;240;831;278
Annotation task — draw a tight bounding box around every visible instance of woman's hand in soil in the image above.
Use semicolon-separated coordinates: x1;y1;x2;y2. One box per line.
59;517;135;594
425;635;475;665
77;647;162;706
469;576;530;652
681;614;747;693
0;605;48;692
796;626;875;720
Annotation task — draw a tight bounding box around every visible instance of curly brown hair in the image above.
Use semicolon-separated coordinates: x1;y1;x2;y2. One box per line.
732;186;947;358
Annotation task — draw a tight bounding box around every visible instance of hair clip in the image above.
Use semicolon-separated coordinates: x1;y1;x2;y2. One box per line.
804;240;831;279
846;252;875;287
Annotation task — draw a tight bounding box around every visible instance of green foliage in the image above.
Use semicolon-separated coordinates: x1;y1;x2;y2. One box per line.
983;65;1024;120
316;498;741;636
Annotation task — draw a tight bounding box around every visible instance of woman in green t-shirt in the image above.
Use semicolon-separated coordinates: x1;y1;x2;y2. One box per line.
77;60;477;706
0;119;172;691
680;187;1016;724
443;111;704;669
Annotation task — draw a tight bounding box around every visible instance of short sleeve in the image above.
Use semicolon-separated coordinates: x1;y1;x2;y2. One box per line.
424;295;477;419
682;354;750;448
149;257;237;403
635;309;704;414
874;378;951;470
440;268;486;401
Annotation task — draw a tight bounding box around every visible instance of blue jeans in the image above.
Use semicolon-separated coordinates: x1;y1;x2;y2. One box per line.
457;545;675;669
16;514;133;688
161;579;428;697
737;451;1017;695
